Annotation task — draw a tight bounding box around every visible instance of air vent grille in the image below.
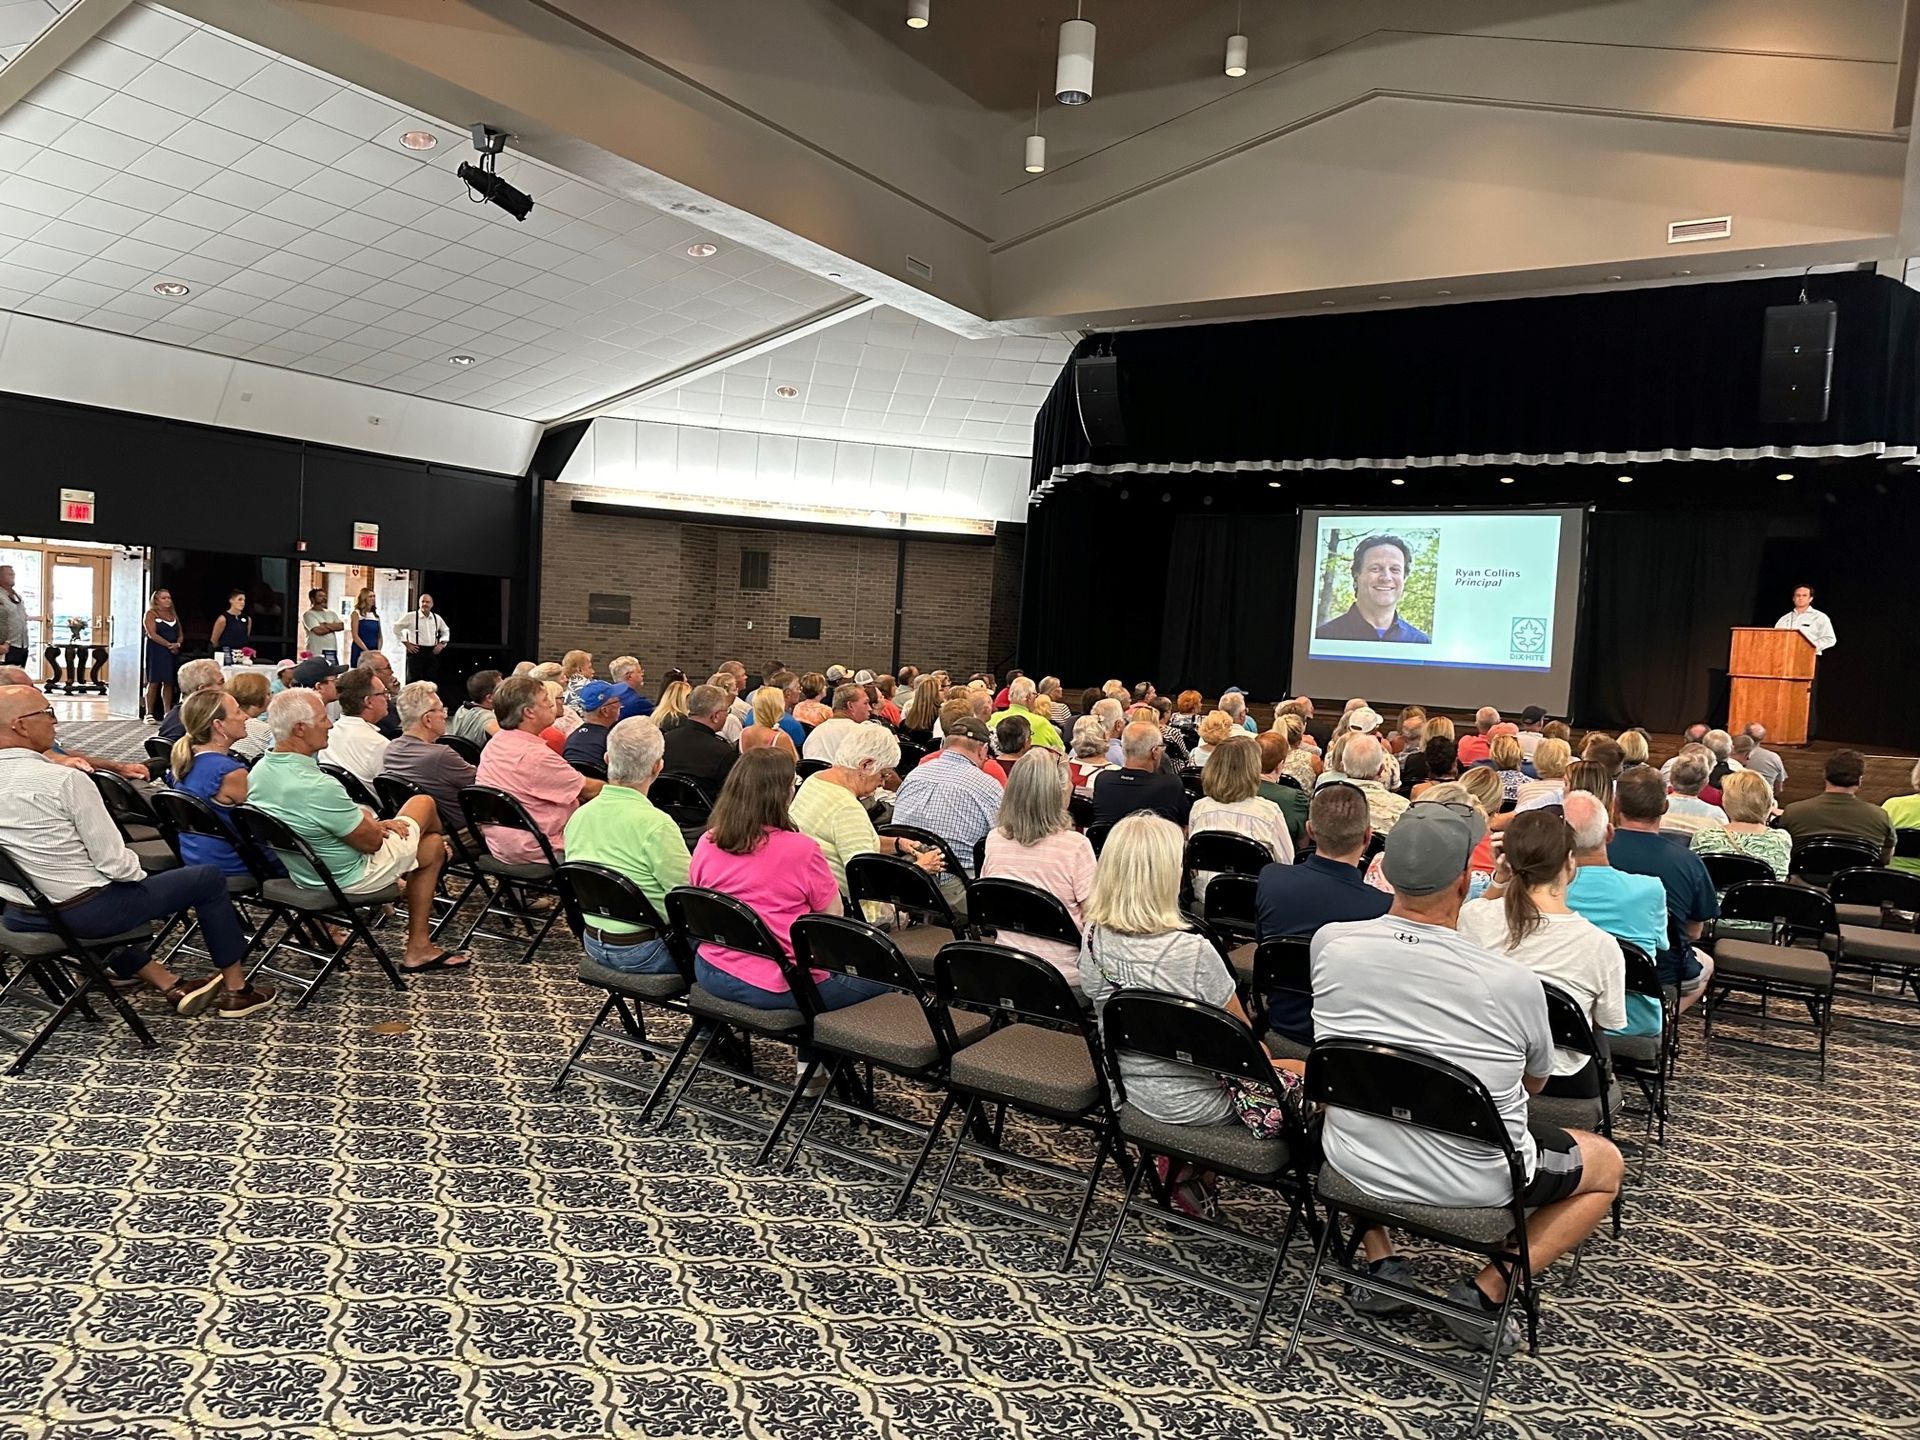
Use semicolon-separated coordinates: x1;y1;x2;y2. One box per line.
905;255;934;279
1668;215;1732;244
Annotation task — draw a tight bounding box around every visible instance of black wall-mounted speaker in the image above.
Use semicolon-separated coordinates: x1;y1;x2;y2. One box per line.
1073;353;1126;448
1759;300;1836;425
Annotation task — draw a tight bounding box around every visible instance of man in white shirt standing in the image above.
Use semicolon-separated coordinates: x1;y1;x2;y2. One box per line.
1774;584;1836;738
318;667;391;785
300;588;344;662
397;594;451;687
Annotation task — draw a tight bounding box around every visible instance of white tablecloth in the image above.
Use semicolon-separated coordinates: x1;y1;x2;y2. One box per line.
221;662;285;685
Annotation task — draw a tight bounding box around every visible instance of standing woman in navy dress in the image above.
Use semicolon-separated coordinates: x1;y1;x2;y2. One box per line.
349;587;382;667
142;587;183;722
208;588;252;659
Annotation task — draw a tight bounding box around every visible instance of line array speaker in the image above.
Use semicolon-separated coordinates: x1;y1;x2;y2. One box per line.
1073;353;1126;448
1759;300;1836;425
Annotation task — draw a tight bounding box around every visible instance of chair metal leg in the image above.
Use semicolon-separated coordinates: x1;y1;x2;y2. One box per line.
1059;1132;1110;1271
654;1024;717;1132
1281;1204;1338;1367
780;1058;841;1174
756;1056;817;1167
637;1020;704;1127
551;993;619;1093
920;1095;979;1228
891;1093;956;1219
1091;1144;1148;1292
1247;1195;1305;1347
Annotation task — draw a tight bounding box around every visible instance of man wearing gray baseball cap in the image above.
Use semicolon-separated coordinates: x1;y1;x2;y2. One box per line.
1310;800;1623;1355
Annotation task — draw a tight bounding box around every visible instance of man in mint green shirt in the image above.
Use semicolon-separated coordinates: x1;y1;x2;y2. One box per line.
562;715;690;974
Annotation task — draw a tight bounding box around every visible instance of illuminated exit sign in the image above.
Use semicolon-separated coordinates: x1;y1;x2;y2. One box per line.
353;522;379;552
59;488;95;524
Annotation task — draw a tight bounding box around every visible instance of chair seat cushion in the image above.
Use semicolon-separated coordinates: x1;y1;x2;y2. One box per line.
0;923;153;957
1264;1029;1311;1062
262;878;402;912
1839;924;1920;968
890;923;955;976
1712;938;1835;987
1228;941;1256;983
132;839;177;872
578;957;688;1000
1118;1102;1289;1177
809;991;990;1071
1834;902;1884;930
1316;1162;1513;1245
122;823;161;844
226;875;261;896
687;983;804;1034
1528;1080;1626;1135
1607;1031;1662;1065
947;1022;1099;1114
476;856;555;882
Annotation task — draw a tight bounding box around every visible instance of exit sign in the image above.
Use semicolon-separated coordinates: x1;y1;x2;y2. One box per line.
59;488;94;525
352;522;379;552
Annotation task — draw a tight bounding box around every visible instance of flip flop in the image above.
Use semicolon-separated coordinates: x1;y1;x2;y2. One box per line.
401;951;471;974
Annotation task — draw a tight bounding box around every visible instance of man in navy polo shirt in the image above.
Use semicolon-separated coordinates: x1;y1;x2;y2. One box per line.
1255;782;1389;1043
1606;766;1718;1008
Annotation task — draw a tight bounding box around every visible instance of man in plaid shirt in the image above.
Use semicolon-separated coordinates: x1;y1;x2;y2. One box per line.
890;714;1002;913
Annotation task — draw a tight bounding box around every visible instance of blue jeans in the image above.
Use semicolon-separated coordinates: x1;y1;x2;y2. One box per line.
582;930;677;975
694;956;887;1062
4;864;244;978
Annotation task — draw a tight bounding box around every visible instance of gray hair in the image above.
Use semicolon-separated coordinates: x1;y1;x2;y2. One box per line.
1744;722;1768;742
1475;706;1500;731
607;715;665;784
1732;734;1755;757
1911;757;1920;791
834;721;902;775
1071;714;1108;759
1703;728;1732;761
1008;676;1037;708
1669;754;1709;794
1564;789;1609;851
1092;697;1125;735
1343;732;1385;782
1218;691;1247;721
266;686;323;743
396;680;441;728
0;665;30;686
609;655;641;683
179;657;224;695
997;749;1072;846
1120;720;1161;762
688;683;730;720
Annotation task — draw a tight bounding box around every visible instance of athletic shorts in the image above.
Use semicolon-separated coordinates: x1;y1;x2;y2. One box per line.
1517;1120;1584;1208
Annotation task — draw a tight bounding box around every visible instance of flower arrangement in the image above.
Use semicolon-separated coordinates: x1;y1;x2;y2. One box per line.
239;647;257;660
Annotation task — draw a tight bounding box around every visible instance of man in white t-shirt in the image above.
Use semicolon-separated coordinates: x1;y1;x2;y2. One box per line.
1774;584;1835;654
801;683;872;764
1312;802;1623;1354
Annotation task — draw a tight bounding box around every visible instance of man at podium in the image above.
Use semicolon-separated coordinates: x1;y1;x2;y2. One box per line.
1774;586;1836;653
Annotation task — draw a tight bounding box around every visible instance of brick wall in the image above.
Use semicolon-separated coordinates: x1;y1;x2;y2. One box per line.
539;483;1021;677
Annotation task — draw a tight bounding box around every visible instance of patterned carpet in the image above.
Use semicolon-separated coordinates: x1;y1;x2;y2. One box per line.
0;724;1914;1439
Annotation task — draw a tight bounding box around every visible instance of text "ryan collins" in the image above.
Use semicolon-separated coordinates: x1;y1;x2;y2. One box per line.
1454;568;1521;588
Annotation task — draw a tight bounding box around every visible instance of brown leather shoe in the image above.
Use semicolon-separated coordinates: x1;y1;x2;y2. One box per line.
215;984;276;1019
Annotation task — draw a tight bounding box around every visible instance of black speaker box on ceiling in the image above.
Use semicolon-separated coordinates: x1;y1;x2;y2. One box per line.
1758;300;1836;425
1073;353;1126;448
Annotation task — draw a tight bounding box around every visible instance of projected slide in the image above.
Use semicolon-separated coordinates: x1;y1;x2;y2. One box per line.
1290;507;1587;715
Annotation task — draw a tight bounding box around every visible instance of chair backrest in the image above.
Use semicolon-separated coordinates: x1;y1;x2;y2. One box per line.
1178;765;1206;799
318;763;381;812
151;789;276;882
935;939;1091;1032
1085;821;1114;856
1827;865;1920;915
1699;851;1773;892
143;737;170;760
967;876;1083;949
439;733;483;764
665;884;786;967
1718;878;1838;942
459;784;563;868
1305;1038;1524;1184
231;803;358;908
1274;773;1306;794
1792;833;1884;885
845;851;962;932
789;913;943;1035
1896;828;1920;862
877;823;968;883
572;759;608;782
1184;829;1276;883
649;774;714;828
0;842;88;954
1540;980;1599;1064
796;757;831;780
89;770;165;838
557;860;690;974
1098;987;1287;1111
372;774;420;821
1253;934;1313;1001
1198;871;1258;939
1067;792;1097;831
1617;939;1661;999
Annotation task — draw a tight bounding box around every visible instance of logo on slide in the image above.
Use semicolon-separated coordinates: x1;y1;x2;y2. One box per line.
1509;616;1547;660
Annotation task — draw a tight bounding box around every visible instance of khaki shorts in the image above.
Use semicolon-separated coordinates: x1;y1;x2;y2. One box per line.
345;816;422;895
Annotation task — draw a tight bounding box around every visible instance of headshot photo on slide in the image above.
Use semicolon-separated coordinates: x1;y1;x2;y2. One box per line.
1314;530;1435;644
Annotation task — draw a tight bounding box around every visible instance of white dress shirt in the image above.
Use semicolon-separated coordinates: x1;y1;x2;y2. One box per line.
396;610;451;647
1775;606;1836;653
0;750;145;904
0;587;26;650
319;715;389;785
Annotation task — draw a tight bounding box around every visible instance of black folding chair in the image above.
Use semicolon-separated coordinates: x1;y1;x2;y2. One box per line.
1699;851;1773;894
1705;880;1838;1077
796;758;831;780
551;861;694;1114
847;851;968;978
1178;765;1206;800
1790;834;1884;889
965;876;1082;962
1086;821;1114;856
1182;830;1275;911
1068;792;1097;831
373;775;483;941
230;804;407;1007
455;785;566;963
1284;1039;1540;1435
650;774;714;830
652;885;812;1161
1896;829;1920;865
150;790;280;967
1253;934;1314;1061
438;733;482;764
878;823;971;889
922;940;1118;1270
1091;988;1311;1345
1606;940;1670;1147
143;737;171;762
570;759;608;782
1531;982;1623;1245
88;771;176;873
777;914;991;1210
1828;867;1920;1009
0;844;158;1073
318;762;382;813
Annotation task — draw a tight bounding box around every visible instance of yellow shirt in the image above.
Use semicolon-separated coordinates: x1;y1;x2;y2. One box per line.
988;707;1063;752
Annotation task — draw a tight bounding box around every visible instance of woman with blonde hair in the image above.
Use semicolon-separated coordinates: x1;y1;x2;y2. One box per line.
1079;812;1296;1216
167;688;266;883
1190;735;1292;862
1565;760;1614;813
654;679;692;732
559;649;595;712
900;676;942;743
1274;711;1320;790
1617;728;1651;768
1692;768;1791;879
981;750;1096;983
1515;736;1571;810
1488;733;1526;808
1191;709;1235;767
347;587;379;667
739;685;799;759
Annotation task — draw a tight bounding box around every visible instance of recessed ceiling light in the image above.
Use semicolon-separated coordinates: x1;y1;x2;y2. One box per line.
399;131;437;151
1266;480;1282;488
1319;300;1336;307
1390;477;1405;486
152;281;189;297
686;242;718;258
1606;275;1622;282
1775;471;1794;481
1617;474;1634;484
1674;270;1691;276
1499;475;1515;484
1437;289;1452;296
1747;263;1767;270
774;384;799;399
826;271;844;280
1378;294;1392;301
448;354;475;366
1178;312;1191;319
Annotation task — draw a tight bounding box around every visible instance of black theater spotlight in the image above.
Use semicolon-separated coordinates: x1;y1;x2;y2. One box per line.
459;124;535;221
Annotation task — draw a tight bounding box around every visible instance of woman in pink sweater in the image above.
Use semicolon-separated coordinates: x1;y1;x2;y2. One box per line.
980;749;1097;986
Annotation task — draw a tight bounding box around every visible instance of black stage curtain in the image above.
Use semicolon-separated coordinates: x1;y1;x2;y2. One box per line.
1033;273;1920;481
1573;510;1770;734
1158;514;1295;697
1019;486;1172;685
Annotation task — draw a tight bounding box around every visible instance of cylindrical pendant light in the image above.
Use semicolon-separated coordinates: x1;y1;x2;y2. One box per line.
1224;1;1247;76
1024;133;1046;174
906;0;929;28
1056;11;1095;105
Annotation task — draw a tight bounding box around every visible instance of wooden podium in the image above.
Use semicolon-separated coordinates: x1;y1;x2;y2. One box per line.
1729;627;1816;744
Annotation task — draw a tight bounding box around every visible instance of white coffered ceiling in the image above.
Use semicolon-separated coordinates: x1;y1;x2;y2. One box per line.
0;0;70;69
0;2;861;422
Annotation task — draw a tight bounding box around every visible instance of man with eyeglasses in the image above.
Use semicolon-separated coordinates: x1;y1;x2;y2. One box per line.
381;680;478;832
317;666;390;785
0;683;271;1017
1090;721;1191;829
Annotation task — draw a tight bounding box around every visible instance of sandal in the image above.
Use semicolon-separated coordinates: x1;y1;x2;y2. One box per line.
401;951;471;974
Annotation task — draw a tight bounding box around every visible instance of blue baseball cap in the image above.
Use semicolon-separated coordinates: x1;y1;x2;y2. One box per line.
577;680;634;712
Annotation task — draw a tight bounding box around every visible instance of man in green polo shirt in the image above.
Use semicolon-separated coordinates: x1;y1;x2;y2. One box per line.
989;676;1064;753
562;715;690;974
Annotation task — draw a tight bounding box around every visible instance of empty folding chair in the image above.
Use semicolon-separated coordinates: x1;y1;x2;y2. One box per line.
1827;866;1920;1008
1253;934;1315;1062
1284;1039;1542;1434
846;852;967;979
455;785;567;963
0;844;160;1073
1529;982;1624;1243
1197;873;1261;982
778;914;991;1211
551;861;694;1113
1704;879;1839;1077
1091;988;1311;1344
230;804;407;1008
1790;834;1883;890
922;940;1117;1270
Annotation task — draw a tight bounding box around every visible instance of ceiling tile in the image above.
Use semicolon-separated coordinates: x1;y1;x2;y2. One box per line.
160;118;254;166
197;91;297;143
28;70;112;120
58;40;149;91
99;4;194;59
309;88;403;141
269;115;360;166
123;60;226;118
161;27;273;89
87;90;187;142
235;61;336;115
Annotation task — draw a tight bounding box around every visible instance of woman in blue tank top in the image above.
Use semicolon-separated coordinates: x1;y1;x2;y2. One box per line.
209;589;251;658
350;587;381;666
142;587;182;722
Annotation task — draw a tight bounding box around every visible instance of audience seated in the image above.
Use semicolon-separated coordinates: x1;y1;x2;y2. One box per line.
706;672;746;743
980;750;1096;984
1456;707;1499;766
608;656;655;719
449;669;501;749
1690;769;1790;879
1562;788;1671;987
165;689;267;882
1740;722;1787;793
739;686;801;759
0;666;147;780
318;666;391;784
355;652;404;739
1389;705;1427;757
1255;730;1309;846
1514;737;1571;812
1777;749;1897;862
1596;770;1718;1011
898;677;942;747
1068;715;1115;793
1886;760;1920;876
1190;734;1293;864
382;681;477;832
994;714;1033;766
559;650;595;712
228;672;273;762
156;657;226;742
1617;728;1650;771
655;679;692;732
562;680;630;771
989;677;1064;753
1332;733;1408;834
801;683;874;764
1312;802;1623;1351
1514;705;1548;759
0;683;273;1018
791;723;940;917
891;714;1002;900
661;684;743;790
1660;753;1727;838
1398;714;1452;791
1407;735;1459;799
1486;734;1527;807
1274;712;1321;790
248;689;467;973
918;702;1008;786
474;675;603;862
1091;721;1191;829
562;716;688;974
792;673;832;728
1218;689;1258;736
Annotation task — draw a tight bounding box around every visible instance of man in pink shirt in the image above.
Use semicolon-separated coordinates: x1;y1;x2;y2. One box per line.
475;674;601;863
